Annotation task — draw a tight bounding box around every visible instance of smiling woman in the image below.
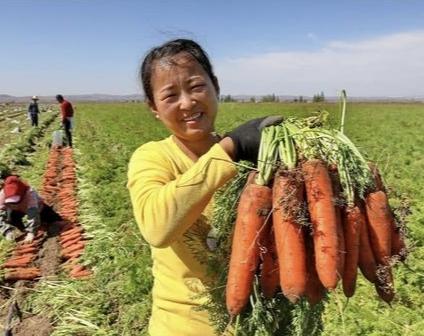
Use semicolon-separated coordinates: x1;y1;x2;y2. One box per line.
148;52;220;157
127;39;283;335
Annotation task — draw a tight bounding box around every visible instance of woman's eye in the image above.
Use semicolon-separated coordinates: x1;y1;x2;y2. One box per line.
191;84;205;91
163;94;176;101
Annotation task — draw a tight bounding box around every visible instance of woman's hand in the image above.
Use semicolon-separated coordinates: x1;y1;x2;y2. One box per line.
220;116;283;162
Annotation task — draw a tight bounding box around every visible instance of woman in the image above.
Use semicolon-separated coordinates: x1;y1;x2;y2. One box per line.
127;38;282;335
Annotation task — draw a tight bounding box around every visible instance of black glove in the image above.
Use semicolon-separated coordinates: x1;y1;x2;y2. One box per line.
225;116;283;162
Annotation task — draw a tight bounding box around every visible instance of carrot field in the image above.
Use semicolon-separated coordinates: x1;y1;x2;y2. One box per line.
1;101;423;335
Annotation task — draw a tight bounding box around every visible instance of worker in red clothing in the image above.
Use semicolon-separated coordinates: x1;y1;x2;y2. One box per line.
56;94;74;147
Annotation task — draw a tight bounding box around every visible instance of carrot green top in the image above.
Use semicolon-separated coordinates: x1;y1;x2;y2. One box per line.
127;135;236;336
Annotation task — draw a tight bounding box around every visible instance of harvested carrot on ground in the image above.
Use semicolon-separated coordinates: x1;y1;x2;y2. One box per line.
60;232;83;244
5;267;41;281
70;268;92;278
62;249;83;260
12;246;38;255
61;241;86;255
61;236;84;248
3;254;36;268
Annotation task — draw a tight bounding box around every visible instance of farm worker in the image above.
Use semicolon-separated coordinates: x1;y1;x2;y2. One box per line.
0;175;61;243
56;94;74;147
127;38;282;336
28;95;40;127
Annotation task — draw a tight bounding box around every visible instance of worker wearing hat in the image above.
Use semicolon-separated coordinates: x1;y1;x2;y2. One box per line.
28;95;40;127
0;176;61;243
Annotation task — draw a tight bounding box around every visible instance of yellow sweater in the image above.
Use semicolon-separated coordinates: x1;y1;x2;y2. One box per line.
127;135;237;336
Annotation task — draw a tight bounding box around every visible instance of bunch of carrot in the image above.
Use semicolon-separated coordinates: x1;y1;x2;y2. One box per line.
225;114;408;318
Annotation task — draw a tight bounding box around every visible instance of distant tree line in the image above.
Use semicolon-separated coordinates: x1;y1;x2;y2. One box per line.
312;91;325;102
219;91;326;103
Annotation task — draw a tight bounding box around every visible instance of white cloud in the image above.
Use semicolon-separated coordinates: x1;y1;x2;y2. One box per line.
216;31;424;97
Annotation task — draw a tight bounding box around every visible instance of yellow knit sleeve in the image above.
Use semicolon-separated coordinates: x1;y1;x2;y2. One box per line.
127;142;237;248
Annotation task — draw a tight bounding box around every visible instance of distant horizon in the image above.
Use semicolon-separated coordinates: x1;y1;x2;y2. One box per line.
1;92;424;102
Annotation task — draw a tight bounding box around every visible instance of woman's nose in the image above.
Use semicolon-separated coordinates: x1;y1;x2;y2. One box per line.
179;92;193;110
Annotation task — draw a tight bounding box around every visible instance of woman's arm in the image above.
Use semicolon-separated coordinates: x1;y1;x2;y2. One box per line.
128;142;236;248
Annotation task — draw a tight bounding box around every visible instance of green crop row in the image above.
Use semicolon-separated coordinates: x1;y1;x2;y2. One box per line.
0;111;58;178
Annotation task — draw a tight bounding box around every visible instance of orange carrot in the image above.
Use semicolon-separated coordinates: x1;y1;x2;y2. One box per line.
368;163;386;193
304;231;326;305
302;159;339;289
3;254;36;268
358;215;378;283
342;205;364;297
70;269;92;278
12;246;38;256
62;249;83;260
5;267;41;281
375;265;395;303
391;223;407;262
60;232;83;244
365;190;396;302
368;163;407;261
62;257;80;270
365;191;392;266
226;181;272;317
60;226;83;237
272;170;307;302
61;242;85;256
259;222;279;298
61;236;84;249
328;165;346;279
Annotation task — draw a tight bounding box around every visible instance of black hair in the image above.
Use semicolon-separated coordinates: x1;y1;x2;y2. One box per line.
140;39;220;104
56;94;64;102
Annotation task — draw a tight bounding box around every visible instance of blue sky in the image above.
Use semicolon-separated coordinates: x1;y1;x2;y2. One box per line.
1;0;424;97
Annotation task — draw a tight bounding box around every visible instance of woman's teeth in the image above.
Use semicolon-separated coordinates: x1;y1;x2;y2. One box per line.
183;112;202;121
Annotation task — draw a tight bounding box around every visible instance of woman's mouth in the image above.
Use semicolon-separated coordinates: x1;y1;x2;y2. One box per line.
183;112;203;122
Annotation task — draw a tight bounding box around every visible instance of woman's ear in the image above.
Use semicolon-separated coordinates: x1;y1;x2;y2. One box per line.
147;100;160;119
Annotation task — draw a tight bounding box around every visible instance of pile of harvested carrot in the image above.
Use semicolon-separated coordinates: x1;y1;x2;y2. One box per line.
3;230;46;281
56;147;91;279
225;111;408;321
2;146;91;281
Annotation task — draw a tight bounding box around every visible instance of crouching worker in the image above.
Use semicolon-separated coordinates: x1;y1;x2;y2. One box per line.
0;175;61;243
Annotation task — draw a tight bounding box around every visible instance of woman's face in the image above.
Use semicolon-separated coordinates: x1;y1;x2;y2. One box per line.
149;53;218;142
